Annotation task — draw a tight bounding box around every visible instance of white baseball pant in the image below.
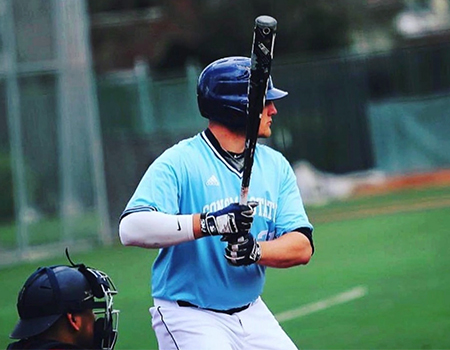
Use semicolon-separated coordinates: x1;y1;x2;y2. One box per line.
150;297;299;350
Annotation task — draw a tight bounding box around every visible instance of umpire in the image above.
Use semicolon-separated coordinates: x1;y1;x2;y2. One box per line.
7;256;119;350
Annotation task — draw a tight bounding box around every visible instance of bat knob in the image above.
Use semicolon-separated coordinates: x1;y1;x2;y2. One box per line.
255;15;277;31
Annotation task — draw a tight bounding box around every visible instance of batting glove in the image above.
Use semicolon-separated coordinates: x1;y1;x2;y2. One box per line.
224;233;262;266
200;201;258;237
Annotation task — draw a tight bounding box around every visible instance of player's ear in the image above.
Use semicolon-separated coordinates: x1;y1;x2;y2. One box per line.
66;312;81;331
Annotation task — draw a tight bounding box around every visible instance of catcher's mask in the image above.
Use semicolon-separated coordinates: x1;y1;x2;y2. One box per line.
10;249;119;350
197;56;288;130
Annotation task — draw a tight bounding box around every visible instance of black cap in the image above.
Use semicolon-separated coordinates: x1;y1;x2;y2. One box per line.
10;266;94;339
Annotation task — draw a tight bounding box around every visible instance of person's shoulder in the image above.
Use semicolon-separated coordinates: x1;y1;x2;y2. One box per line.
162;133;202;155
7;339;81;350
257;143;289;163
256;143;295;177
154;133;204;166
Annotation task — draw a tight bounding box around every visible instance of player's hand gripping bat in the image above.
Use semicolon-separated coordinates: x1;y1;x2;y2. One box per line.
240;15;277;205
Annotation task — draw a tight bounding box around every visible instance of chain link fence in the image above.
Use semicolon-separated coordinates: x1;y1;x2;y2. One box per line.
1;0;450;266
0;0;109;265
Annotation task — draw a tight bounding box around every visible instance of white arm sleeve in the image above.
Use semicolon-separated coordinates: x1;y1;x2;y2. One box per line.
119;211;195;248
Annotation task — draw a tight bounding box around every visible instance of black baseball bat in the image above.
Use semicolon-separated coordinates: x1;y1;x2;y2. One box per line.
240;15;277;205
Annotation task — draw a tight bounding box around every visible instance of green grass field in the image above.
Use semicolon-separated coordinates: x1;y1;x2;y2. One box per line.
1;186;449;350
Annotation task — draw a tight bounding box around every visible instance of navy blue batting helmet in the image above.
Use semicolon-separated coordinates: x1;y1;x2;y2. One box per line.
197;56;288;128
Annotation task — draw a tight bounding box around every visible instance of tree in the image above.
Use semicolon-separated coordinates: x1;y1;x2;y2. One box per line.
163;0;354;68
88;0;356;73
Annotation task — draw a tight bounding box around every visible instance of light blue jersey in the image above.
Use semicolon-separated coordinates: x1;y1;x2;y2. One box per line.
121;129;313;310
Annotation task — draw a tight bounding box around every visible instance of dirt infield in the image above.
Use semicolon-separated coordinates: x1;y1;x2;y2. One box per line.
312;196;450;223
311;168;450;224
353;168;450;196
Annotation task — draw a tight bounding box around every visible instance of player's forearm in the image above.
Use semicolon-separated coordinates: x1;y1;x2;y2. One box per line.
192;213;205;239
258;232;312;268
119;211;195;248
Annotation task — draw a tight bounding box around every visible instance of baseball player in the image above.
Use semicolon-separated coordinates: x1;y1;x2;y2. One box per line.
119;56;314;350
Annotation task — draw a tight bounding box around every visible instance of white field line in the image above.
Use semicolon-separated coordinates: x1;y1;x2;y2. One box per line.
275;285;368;323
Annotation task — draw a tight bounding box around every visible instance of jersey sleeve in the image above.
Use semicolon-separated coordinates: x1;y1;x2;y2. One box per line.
275;157;313;237
120;152;182;219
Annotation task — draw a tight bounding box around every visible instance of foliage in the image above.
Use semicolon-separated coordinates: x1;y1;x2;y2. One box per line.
88;0;356;73
170;0;354;69
87;0;159;13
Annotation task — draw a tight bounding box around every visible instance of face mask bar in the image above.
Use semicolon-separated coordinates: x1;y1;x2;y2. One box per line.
90;268;119;350
66;249;120;350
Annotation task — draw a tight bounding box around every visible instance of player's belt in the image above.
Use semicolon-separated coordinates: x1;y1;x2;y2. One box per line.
176;300;250;315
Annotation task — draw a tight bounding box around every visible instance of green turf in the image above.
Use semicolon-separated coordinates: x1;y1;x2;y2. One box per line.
265;207;450;349
0;211;101;248
1;187;449;349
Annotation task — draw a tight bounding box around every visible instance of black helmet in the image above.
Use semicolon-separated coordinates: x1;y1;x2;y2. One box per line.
197;56;288;129
10;254;119;350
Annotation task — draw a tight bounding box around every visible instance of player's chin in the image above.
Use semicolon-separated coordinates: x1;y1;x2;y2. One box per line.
258;125;272;138
263;127;272;138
